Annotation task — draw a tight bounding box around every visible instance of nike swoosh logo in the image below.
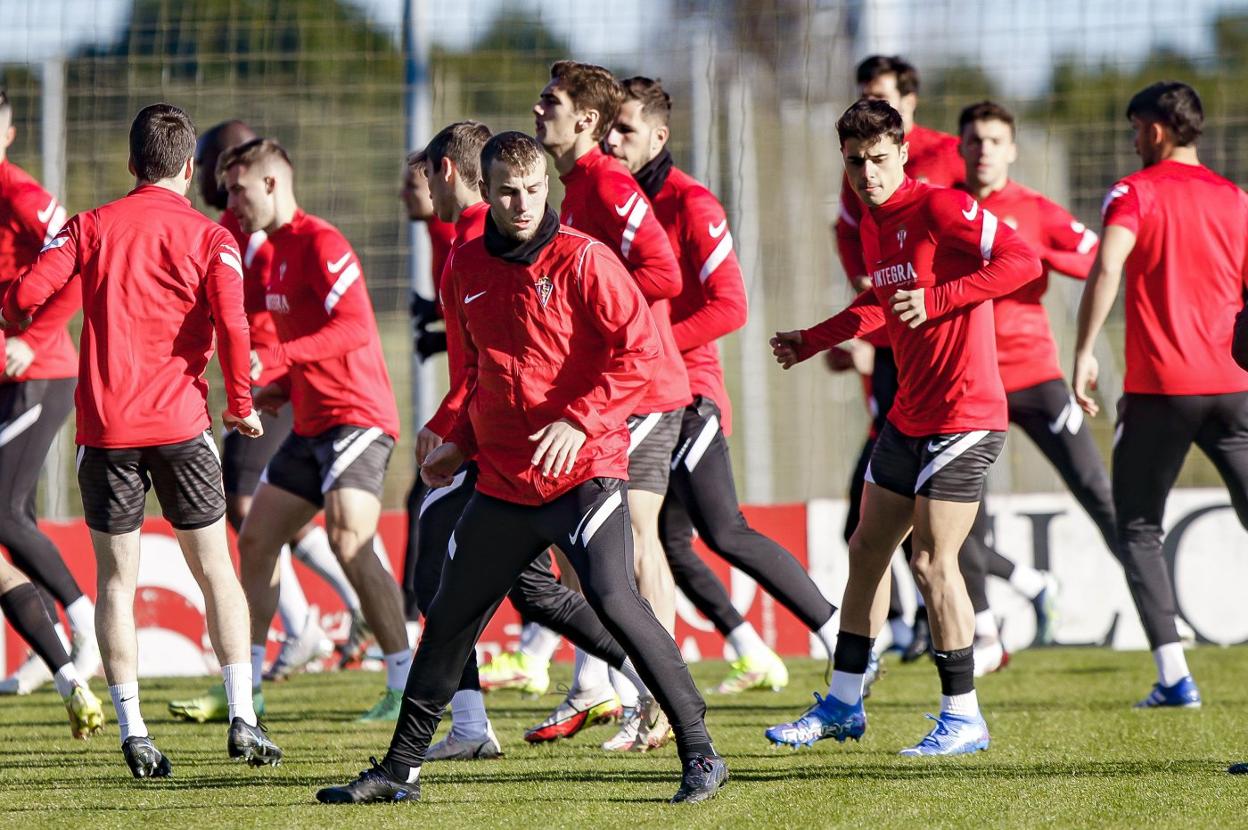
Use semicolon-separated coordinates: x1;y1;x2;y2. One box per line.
926;437;956;454
464;291;486;304
569;506;596;547
326;252;352;273
36;198;57;224
614;192;639;217
709;219;728;238
332;434;356;453
961;202;979;221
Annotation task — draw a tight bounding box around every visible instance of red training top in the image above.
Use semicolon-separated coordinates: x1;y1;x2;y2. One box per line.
443;225;661;505
425;214;457;305
971;180;1099;393
220;209;287;387
651;165;747;435
258;210;400;439
0;158;75;382
798;178;1041;436
1101;160;1248;396
3;185;252;447
560;146;691;414
424;201;489;439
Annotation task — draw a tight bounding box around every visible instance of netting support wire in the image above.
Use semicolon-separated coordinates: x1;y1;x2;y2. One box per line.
41;57;70;521
404;0;436;428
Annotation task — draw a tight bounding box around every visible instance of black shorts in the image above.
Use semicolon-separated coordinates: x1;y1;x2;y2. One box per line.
626;408;683;495
262;425;394;508
77;432;227;534
865;421;1005;503
222;402;293;497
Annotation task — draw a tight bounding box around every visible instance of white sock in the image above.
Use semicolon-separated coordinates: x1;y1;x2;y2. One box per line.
1008;563;1047;599
828;670;864;706
448;689;488;740
109;681;147;741
384;650;413;691
53;622;71;651
250;644;266;692
294;526;361;611
1154;642;1190;687
65;596;95;637
569;649;611;697
815;614;839;657
889;617;914;650
610;667;640;708
941;690;980;718
726;622;770;661
222;663;257;726
275;545;310;637
406;620;421;649
519;623;561;664
974;610;998;642
53;663;82;699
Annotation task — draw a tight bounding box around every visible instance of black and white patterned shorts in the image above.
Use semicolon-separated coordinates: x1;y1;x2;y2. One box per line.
625;408;684;495
865;421;1005;503
261;425;394;508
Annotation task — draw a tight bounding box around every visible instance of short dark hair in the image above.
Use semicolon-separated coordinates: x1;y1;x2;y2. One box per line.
549;60;624;141
620;76;672;126
216;137;293;183
425;120;493;186
856;55;920;97
480;131;545;187
836;99;905;149
129;103;197;183
958;100;1016;138
1127;81;1203;146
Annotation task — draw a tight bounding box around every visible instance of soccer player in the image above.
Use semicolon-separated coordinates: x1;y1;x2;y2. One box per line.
603;76;841;699
218;137;412;721
766;99;1040;755
2;103;282;776
833;56;967;661
0;87;100;695
530;58;689;742
1073;81;1248;709
315;131;727;805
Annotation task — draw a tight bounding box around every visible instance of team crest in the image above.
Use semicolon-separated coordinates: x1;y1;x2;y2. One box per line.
536;276;554;307
896;227;907;249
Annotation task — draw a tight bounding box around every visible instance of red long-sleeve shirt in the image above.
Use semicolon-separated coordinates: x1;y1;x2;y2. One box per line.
2;185;252;447
220;209;287;387
425;214;457;305
257;210;400;439
560;147;691;414
424;201;488;439
798;178;1041;435
970;180;1099;393
0;158;74;382
443;225;661;505
835;124;964;348
651;165;747;435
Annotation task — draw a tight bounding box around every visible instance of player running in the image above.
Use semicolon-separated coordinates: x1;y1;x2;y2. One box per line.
218;138;412;722
767;99;1040;756
1073;81;1248;709
0;88;100;695
3;103;282;777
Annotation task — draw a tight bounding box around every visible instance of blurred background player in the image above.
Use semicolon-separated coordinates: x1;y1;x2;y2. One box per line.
3;103;282;777
220;137;412;722
1073;81;1248;709
0;87;100;695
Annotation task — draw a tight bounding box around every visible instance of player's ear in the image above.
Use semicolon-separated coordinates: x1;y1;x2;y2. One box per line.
898;140;909;167
127;157;137;178
264;175;276;195
579;108;598;136
183;157;194;181
654;123;670;148
441;156;454;183
3;125;15;149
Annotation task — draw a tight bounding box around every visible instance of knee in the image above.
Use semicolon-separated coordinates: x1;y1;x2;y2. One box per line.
910;551;956;593
328;529;368;566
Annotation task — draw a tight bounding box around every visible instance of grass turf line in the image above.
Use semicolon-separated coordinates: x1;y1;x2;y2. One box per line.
3;647;1248;829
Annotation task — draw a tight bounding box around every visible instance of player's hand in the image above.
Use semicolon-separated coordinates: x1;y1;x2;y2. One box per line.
223;409;264;438
891;288;927;328
3;336;35;378
253;382;288;416
249;350;263;382
416;426;443;465
824;338;874;376
770;330;804;369
529;419;586;477
421;442;465;488
1072;351;1100;417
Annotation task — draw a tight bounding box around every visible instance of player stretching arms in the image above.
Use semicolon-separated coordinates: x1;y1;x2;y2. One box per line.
1073;81;1248;709
218;138;412;722
767;99;1040;755
3;103;282;776
316;131;726;805
0;88;100;695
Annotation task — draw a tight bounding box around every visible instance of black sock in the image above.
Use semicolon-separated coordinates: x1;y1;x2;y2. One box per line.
0;583;71;673
833;631;874;675
381;755;417;784
933;646;975;696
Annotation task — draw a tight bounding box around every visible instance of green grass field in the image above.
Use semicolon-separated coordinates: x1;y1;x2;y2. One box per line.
4;648;1248;829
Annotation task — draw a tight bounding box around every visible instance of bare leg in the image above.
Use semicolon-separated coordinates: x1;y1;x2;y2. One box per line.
627;489;676;634
237;484;319;648
840;483;915;638
174;517;255;668
909;497;980;652
91;529;142;686
324;488;407;656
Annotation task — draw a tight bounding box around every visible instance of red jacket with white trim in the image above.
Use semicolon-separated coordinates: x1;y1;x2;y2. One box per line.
443;223;661;505
220;209;287;387
2;185;252;447
559;147;691;414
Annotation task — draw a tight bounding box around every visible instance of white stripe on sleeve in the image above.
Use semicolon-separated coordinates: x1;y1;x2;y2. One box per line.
620;199;649;260
698;233;734;283
979;209;998;261
324;262;361;314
